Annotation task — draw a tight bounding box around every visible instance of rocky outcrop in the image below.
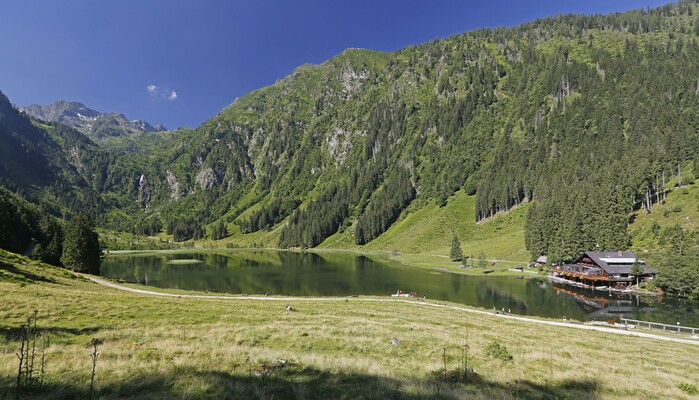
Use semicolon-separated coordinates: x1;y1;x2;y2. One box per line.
326;127;351;165
195;167;216;191
166;170;180;200
340;64;367;95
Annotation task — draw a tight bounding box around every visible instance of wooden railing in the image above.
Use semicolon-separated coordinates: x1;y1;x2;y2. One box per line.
551;268;608;281
619;318;698;334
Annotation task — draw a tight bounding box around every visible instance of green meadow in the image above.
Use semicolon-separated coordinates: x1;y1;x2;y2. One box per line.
2;250;698;399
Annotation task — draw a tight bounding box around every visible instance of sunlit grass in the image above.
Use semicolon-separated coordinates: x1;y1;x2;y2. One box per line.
331;190;531;265
631;173;699;253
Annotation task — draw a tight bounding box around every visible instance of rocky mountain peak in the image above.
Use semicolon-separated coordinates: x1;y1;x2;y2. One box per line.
19;100;167;138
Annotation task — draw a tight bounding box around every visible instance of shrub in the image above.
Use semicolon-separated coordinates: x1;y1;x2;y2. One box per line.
677;383;698;395
485;341;512;361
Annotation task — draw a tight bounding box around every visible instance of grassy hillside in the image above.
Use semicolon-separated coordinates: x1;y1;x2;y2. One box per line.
631;176;699;253
2;250;699;399
319;191;530;271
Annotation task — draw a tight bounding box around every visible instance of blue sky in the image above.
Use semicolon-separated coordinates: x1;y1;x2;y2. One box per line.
0;0;671;129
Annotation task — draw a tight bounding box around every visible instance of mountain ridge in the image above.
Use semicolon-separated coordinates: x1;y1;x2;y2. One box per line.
19;100;167;138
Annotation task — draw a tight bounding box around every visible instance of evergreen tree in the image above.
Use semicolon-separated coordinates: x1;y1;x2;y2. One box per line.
478;251;488;269
61;213;101;274
630;259;643;288
211;220;227;240
450;234;463;262
0;189;34;254
34;208;63;266
134;265;143;284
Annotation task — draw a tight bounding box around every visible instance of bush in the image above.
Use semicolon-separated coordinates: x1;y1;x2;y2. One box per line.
642;280;657;292
485;341;512;361
677;383;698;395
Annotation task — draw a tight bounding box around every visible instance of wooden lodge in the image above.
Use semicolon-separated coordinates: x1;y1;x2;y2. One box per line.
551;251;656;290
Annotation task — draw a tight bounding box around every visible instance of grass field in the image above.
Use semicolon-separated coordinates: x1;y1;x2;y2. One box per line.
2;250;698;399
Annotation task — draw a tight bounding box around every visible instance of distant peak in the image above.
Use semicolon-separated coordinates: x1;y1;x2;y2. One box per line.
20;99;167;136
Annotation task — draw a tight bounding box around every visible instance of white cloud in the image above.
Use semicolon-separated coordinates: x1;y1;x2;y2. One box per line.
146;84;178;101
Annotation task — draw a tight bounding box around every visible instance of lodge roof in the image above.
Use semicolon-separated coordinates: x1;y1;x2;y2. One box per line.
572;251;656;275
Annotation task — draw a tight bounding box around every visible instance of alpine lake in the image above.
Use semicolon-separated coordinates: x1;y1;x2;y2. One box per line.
101;249;699;327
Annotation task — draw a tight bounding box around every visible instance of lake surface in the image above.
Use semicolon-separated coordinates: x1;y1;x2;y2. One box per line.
101;250;699;326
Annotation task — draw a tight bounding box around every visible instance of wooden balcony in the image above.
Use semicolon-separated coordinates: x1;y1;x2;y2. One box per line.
551;268;630;282
552;268;604;280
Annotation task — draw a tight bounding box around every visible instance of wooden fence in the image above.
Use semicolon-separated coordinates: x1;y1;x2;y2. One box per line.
619;318;698;334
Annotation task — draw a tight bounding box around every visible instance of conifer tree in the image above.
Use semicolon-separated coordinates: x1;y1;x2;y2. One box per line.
35;208;63;266
134;265;143;284
630;259;643;288
450;234;463;262
61;213;101;274
478;251;488;269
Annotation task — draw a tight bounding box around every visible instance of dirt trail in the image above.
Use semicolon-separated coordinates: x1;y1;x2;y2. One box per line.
84;275;699;346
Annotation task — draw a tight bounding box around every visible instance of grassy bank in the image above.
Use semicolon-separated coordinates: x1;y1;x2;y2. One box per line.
1;250;698;399
314;248;540;276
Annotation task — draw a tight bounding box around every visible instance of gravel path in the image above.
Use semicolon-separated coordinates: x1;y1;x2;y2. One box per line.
84;275;699;346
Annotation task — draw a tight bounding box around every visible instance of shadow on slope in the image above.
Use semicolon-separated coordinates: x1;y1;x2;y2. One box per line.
0;259;57;284
1;364;601;400
0;325;100;343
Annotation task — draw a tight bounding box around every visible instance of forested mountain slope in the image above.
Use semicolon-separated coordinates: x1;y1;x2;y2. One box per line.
0;91;106;213
1;1;699;269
